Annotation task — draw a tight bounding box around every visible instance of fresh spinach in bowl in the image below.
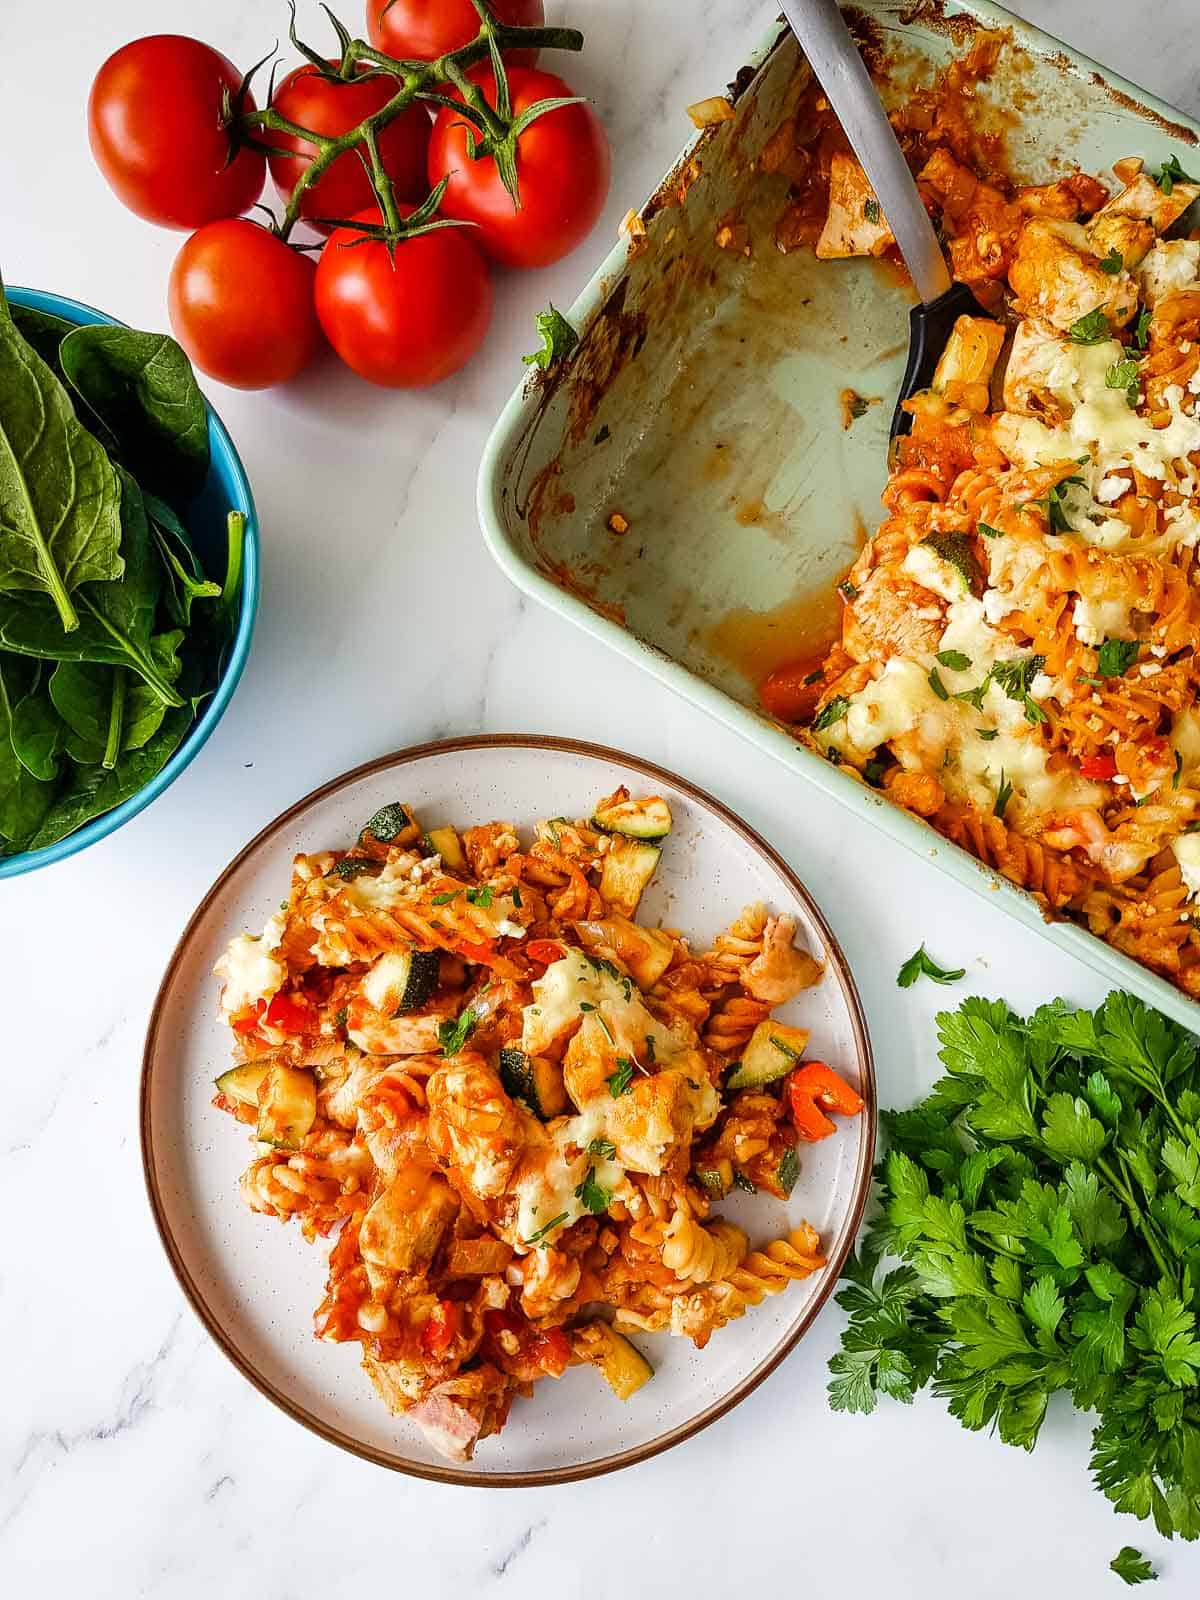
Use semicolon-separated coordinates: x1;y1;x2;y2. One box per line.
0;281;242;856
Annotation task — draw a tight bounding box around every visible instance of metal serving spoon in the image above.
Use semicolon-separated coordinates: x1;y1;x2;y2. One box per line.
777;0;985;436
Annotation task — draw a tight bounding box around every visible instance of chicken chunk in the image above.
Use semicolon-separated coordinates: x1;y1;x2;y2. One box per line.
426;1056;528;1200
1093;168;1200;234
346;990;458;1055
520;1245;582;1320
741;914;822;1005
816;153;895;259
918;149;1022;283
1008;219;1138;331
1138;238;1200;307
359;1167;459;1277
843;569;946;665
1085;211;1155;270
1016;173;1108;219
606;1069;720;1175
1002;317;1071;420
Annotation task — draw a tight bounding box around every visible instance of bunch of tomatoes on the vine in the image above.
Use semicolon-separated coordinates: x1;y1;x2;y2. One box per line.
87;0;610;389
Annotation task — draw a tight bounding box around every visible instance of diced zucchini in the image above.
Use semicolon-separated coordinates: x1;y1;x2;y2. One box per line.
360;803;419;847
922;532;983;596
215;1061;271;1108
422;825;466;871
693;1157;733;1200
776;1144;800;1197
361;948;440;1016
726;1020;810;1091
599;837;661;918
593;794;673;839
499;1047;569;1119
625;924;675;990
256;1063;317;1149
572;1321;654;1400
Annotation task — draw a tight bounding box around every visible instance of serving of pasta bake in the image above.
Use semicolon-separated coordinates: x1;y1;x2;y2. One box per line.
765;35;1200;997
209;788;863;1461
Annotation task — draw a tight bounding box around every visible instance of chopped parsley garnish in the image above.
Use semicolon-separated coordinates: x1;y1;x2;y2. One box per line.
990;654;1048;725
812;695;850;732
579;1001;597;1012
1105;357;1141;409
1067;307;1111;345
803;669;824;686
849;394;870;420
928;667;949;701
574;1166;612;1214
994;770;1014;819
733;1170;756;1194
362;803;411;843
897;944;966;988
1029;477;1083;534
954;681;989;712
863;198;881;223
326;857;375;881
587;1138;617;1159
511;885;522;908
1097;638;1139;678
524;1212;569;1246
1110;1548;1156;1587
978;728;999;741
1132;306;1153;350
936;649;971;671
607;1059;635;1097
437;1008;478;1056
466;885;494;907
522;305;578;370
977;521;1002;539
431;890;461;906
595;1013;615;1045
838;579;859;601
334;1006;349;1029
1097;246;1124;275
1174;750;1184;789
863;759;887;785
1155;152;1193;195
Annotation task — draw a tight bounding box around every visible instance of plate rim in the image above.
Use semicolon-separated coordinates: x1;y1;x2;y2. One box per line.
140;732;877;1487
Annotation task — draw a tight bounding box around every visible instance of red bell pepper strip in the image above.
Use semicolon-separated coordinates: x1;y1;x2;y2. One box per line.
786;1061;864;1140
231;1000;266;1035
525;939;566;968
420;1299;460;1357
1079;753;1117;781
264;990;317;1034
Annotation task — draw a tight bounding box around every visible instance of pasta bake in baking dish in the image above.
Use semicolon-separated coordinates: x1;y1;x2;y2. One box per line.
771;33;1200;997
211;790;862;1460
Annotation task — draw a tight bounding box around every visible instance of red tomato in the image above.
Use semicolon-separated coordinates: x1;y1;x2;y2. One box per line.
168;219;322;389
88;35;265;229
530;1327;571;1376
428;67;610;268
314;205;493;386
264;991;317;1034
420;1299;460;1356
266;62;432;232
525;939;565;968
1080;752;1117;781
760;659;827;723
367;0;545;65
231;1001;266;1035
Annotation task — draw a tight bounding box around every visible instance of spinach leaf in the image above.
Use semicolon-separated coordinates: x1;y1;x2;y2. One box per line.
0;655;57;846
49;659;112;753
23;703;193;850
0;284;124;632
0;469;183;706
10;305;73;377
10;666;65;780
59;325;209;500
144;493;220;626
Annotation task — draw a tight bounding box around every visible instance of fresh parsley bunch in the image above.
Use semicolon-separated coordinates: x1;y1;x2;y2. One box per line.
830;991;1200;1543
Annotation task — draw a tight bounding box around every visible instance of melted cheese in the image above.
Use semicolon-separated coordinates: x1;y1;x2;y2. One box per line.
213;928;286;1014
902;542;967;601
1138;239;1200;306
522;953;683;1062
1073;594;1134;646
511;1105;628;1249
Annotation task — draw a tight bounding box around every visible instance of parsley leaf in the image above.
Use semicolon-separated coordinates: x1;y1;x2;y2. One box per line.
466;885;494;907
1097;246;1124;275
864;197;881;223
574;1165;612;1214
431;889;461;906
978;728;999;741
587;1138;616;1159
524;1211;569;1246
1069;308;1111;345
1098;639;1139;678
937;649;971;671
994;770;1014;819
813;695;850;732
437;1008;477;1056
928;667;949;701
897;944;966;988
1105;358;1141;409
607;1059;635;1097
1132;306;1153;350
522;305;579;369
1110;1548;1156;1586
1155;153;1193;196
978;521;1003;539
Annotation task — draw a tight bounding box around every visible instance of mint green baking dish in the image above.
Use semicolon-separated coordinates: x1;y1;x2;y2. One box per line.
476;0;1200;1025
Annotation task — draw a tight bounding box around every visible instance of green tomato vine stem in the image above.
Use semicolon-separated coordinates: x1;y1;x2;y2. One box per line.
237;6;585;243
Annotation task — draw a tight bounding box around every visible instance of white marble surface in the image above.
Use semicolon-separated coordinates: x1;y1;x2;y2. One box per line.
4;1;1200;1595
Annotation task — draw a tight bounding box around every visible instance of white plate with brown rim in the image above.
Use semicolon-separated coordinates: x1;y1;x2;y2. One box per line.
141;734;875;1485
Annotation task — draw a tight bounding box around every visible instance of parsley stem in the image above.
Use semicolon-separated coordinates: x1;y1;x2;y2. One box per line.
1097;1154;1173;1283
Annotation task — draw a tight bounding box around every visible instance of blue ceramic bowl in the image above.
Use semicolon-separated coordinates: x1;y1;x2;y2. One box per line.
0;287;260;877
